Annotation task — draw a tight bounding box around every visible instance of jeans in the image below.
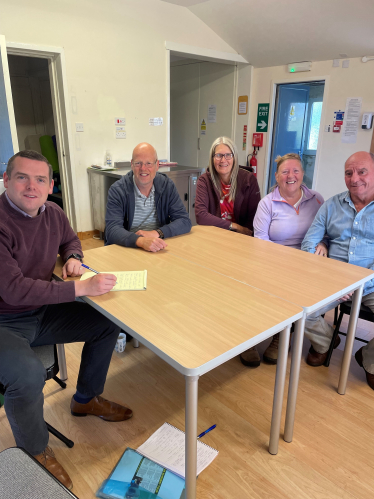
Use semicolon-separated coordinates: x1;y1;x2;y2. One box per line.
0;301;120;455
304;292;374;374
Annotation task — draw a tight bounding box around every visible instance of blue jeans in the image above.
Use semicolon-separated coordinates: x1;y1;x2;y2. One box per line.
0;301;120;455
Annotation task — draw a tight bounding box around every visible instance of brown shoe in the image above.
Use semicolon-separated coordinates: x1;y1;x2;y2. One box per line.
306;334;341;367
70;395;133;421
263;333;292;364
240;346;261;367
34;446;73;490
355;347;374;390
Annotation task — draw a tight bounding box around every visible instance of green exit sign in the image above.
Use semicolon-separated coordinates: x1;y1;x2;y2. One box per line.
256;103;269;132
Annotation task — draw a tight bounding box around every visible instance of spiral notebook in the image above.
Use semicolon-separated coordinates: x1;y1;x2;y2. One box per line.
136;423;218;479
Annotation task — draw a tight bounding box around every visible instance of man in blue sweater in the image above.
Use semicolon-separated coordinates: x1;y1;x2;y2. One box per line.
105;143;191;252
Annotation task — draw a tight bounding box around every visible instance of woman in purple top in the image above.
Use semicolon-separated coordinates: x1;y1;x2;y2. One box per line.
241;153;326;367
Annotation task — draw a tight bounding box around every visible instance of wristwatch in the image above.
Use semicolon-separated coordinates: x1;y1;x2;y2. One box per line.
229;223;234;231
156;229;164;239
66;253;83;263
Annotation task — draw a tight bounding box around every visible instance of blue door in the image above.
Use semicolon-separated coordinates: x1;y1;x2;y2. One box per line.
268;84;310;191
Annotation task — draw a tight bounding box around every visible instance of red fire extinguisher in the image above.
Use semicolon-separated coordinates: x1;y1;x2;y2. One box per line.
249;148;257;177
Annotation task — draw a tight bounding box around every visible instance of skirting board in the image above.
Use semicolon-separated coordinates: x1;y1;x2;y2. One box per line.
77;230;100;240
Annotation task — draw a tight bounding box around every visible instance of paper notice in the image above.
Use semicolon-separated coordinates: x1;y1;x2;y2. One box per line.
207;105;217;123
342;97;362;144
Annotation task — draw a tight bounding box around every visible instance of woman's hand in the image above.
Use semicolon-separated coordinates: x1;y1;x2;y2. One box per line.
232;223;252;236
315;242;328;257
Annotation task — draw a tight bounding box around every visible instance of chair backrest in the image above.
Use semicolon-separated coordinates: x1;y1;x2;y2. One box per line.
0;447;78;498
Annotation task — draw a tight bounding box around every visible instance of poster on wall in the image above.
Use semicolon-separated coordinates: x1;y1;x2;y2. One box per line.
208;105;217;123
341;97;362;144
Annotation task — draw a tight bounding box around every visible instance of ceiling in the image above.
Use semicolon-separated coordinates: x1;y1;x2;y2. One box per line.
160;0;374;67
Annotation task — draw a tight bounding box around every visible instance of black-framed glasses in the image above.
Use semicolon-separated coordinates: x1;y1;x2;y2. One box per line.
213;153;233;160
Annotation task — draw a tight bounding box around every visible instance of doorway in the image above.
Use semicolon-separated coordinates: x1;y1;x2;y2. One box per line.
7;54;63;210
268;81;325;192
170;58;236;169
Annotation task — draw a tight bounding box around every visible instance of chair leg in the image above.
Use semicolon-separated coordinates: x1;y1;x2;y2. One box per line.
324;309;344;367
334;306;339;326
46;422;74;448
53;375;67;389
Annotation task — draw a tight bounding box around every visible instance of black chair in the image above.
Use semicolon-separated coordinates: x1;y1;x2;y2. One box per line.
0;344;74;448
324;302;370;367
0;447;78;498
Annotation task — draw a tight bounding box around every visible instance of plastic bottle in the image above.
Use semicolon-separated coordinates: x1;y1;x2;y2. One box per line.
105;150;112;168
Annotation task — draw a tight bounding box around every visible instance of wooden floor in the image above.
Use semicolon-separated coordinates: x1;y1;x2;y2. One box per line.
1;237;374;498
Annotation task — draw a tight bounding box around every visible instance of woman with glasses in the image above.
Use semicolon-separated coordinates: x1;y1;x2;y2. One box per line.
195;136;262;369
252;152;326;366
195;137;261;236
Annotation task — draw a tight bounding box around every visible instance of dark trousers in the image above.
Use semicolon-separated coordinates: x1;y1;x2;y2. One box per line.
0;301;120;455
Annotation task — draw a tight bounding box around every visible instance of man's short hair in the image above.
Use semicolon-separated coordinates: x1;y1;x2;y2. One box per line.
7;150;53;181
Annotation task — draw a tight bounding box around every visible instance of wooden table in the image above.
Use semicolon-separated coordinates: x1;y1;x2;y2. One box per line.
55;245;303;499
166;226;374;444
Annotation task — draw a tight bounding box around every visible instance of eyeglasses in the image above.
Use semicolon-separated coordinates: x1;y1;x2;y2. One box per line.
132;161;157;168
213;153;233;160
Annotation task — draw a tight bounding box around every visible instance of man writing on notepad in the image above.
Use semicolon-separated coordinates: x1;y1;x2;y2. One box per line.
105;142;192;252
0;150;133;491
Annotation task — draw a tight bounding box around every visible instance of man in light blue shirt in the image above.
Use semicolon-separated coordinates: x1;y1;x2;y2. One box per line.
301;151;374;390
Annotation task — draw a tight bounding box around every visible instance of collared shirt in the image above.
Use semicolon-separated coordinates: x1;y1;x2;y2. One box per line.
5;191;46;217
302;190;374;295
129;177;159;233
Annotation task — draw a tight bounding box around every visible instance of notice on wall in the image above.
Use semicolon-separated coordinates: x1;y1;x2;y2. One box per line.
341;98;362;144
200;119;206;135
238;95;248;115
207;105;217;123
149;117;163;126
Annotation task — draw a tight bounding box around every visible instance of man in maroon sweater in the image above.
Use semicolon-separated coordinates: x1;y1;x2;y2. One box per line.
0;151;133;490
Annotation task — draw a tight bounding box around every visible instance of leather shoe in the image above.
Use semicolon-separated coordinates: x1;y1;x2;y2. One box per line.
34;446;73;490
240;346;261;367
355;347;374;390
306;333;341;367
70;395;133;421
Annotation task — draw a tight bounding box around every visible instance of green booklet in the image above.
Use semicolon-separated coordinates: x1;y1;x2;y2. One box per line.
96;448;185;499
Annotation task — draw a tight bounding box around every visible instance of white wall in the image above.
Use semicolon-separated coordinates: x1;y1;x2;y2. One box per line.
0;0;238;231
249;58;374;200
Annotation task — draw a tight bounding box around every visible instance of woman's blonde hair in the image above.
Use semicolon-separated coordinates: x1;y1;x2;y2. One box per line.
208;137;239;201
270;153;303;191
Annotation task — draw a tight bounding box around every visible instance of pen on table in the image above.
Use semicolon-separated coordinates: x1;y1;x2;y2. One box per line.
81;263;100;274
197;424;216;439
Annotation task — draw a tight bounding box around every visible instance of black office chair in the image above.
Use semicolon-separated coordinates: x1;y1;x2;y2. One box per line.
0;447;78;499
0;344;74;448
324;302;371;367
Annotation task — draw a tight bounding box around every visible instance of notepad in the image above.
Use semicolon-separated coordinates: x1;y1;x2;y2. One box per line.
80;270;147;291
137;423;218;479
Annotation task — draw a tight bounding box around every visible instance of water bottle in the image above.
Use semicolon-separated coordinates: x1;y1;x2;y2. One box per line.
105;150;112;168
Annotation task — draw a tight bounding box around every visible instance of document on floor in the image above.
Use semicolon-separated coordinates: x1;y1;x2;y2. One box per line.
80;270;147;291
137;422;218;479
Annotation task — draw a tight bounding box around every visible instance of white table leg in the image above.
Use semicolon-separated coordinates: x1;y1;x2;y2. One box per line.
284;316;305;443
185;375;199;499
269;325;291;455
133;339;140;348
56;344;68;381
338;286;363;395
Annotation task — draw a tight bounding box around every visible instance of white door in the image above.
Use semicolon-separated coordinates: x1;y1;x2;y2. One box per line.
198;62;235;169
170;61;236;169
170;63;200;167
0;34;18;187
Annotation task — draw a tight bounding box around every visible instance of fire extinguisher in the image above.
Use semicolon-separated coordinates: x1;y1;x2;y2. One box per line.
248;148;258;177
